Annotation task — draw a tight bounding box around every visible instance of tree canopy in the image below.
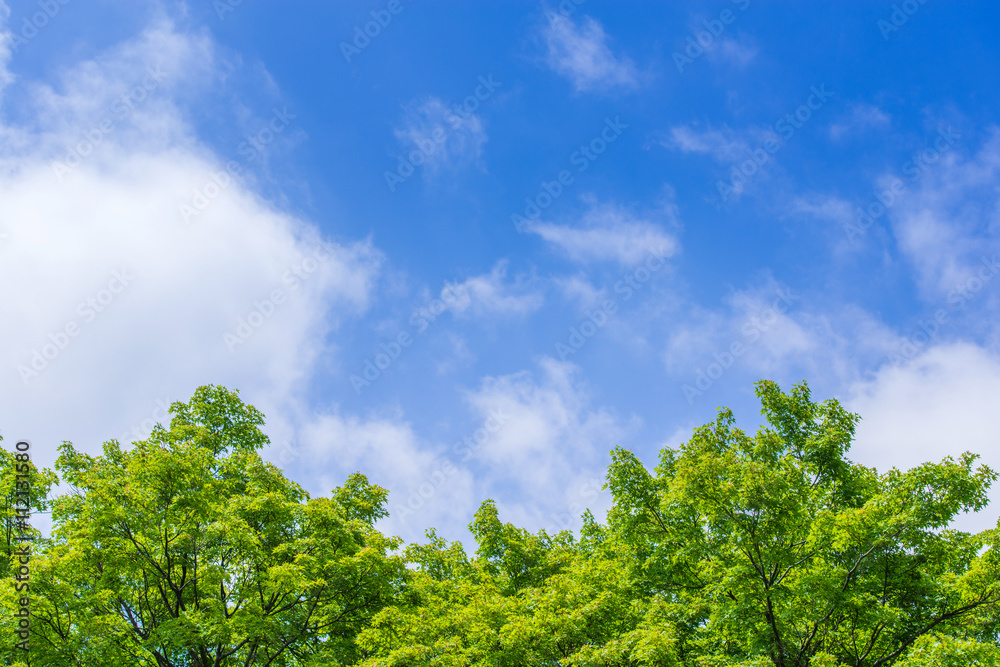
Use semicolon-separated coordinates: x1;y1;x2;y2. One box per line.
4;380;998;665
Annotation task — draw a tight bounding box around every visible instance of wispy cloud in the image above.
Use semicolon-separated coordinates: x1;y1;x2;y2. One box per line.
705;35;757;68
829;102;891;140
658;123;752;162
661;276;896;399
297;409;478;541
788;194;856;232
393;96;488;176
529;199;678;266
461;357;636;529
0;3;13;98
541;12;638;94
441;260;544;318
887;129;1000;298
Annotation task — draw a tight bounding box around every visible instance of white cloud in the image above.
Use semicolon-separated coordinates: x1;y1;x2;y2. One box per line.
440;260;544;318
553;273;607;310
461;357;637;531
846;342;1000;533
659;122;778;166
663;279;811;373
789;194;854;228
541;12;638;94
0;2;12;99
295;409;477;542
828;102;891;140
705;36;757;69
662;277;896;396
529;199;678;266
657;123;783;203
887;129;1000;300
393;96;487;176
293;357;638;541
660;123;750;162
0;19;382;482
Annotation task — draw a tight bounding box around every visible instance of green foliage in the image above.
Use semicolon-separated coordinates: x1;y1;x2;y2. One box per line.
0;436;58;576
3;380;998;666
470;499;575;593
357;380;1000;666
893;633;1000;667
0;436;58;667
599;380;999;666
8;386;405;666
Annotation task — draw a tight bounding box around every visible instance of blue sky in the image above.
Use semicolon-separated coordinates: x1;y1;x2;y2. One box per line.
2;0;999;544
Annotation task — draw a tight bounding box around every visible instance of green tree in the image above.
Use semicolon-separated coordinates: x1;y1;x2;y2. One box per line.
603;379;1000;666
357;504;642;665
357;379;1000;666
0;436;58;667
6;380;998;666
356;517;576;664
19;385;406;666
